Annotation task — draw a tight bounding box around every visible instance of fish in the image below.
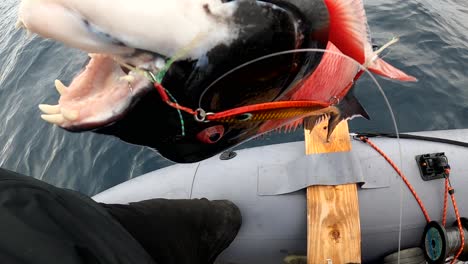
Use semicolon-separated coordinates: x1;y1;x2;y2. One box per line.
17;0;416;163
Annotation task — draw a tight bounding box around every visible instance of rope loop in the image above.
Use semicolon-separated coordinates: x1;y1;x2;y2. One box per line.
358;136;466;263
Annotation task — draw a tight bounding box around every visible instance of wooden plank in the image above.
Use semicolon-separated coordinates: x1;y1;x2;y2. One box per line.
304;118;361;264
304;119;352;153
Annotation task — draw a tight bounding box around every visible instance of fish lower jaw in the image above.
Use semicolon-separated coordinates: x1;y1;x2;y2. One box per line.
39;53;153;130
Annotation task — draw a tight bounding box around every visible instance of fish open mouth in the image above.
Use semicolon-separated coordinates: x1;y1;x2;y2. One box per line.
39;53;160;131
17;0;243;132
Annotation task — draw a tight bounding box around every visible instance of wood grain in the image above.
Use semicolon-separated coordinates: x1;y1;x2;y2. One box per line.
304;117;361;264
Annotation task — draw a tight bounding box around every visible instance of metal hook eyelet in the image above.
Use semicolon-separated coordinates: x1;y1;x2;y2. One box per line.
194;108;206;122
194;108;214;123
329;96;340;105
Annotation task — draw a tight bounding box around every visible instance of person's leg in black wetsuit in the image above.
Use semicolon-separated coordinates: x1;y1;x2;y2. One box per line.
101;199;241;264
0;167;241;264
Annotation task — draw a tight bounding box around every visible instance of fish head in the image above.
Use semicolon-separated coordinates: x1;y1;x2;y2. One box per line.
18;0;330;163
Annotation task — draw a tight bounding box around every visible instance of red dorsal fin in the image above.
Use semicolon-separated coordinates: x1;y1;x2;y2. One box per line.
368;57;417;82
324;0;367;64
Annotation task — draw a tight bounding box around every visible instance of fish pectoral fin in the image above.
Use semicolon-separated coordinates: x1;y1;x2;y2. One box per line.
337;88;370;121
304;115;324;134
302;110;341;141
302;111;340;141
326;87;370;140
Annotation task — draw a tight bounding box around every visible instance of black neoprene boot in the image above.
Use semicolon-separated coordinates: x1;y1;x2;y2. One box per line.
100;198;242;264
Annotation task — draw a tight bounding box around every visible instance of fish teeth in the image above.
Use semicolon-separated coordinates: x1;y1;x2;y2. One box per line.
55;79;67;95
61;109;79;121
41;114;64;125
38;104;60;114
88;53;101;58
119;75;135;83
25;29;33;39
15;20;25;29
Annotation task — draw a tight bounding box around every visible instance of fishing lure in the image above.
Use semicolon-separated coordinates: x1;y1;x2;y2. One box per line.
152;80;335;123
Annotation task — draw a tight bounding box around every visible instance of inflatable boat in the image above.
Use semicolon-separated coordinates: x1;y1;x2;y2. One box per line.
93;129;468;263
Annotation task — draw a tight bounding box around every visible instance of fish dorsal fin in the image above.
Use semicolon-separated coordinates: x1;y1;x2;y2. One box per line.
324;0;367;64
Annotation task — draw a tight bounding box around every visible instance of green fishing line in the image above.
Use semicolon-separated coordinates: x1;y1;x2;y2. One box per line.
155;57;174;84
155;31;206;83
163;87;186;137
149;32;207;136
147;71;186;137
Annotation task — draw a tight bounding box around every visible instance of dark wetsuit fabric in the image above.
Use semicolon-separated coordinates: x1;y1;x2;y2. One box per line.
0;168;241;264
101;199;242;264
0;168;156;264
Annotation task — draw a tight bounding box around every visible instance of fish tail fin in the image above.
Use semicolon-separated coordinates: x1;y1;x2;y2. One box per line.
326;89;370;140
325;0;417;82
368;57;417;82
365;37;417;82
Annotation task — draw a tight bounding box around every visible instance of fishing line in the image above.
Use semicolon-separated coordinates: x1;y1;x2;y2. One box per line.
113;58;152;80
147;71;186;137
197;48;404;172
127;39;410;262
115;32;210;136
197;47;406;262
446;225;468;259
423;218;468;263
366;37;399;67
164;88;186;137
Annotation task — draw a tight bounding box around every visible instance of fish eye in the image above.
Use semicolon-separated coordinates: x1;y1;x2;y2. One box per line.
196;125;225;144
209;133;222;142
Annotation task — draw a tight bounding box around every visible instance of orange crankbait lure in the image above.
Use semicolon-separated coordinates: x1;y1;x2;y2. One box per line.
153;82;335;124
203;100;333;123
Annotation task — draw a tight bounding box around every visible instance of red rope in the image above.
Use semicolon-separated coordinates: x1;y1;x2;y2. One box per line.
359;136;466;262
449;186;464;264
447;174;465;264
359;136;432;222
441;169;465;264
443;177;449;226
154;83;197;115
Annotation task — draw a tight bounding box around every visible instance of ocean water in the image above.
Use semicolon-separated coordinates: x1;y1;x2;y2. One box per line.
0;0;467;196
